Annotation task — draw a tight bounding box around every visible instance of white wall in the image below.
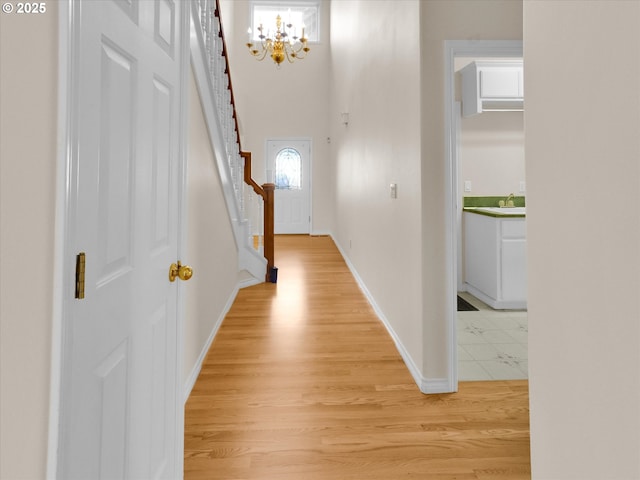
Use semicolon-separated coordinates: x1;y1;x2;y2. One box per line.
0;4;58;478
329;0;425;382
183;68;240;394
220;0;333;234
455;57;526;198
420;0;523;379
459;111;525;197
525;1;640;478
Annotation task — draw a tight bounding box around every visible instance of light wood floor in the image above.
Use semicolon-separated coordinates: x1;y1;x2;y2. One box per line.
184;235;531;479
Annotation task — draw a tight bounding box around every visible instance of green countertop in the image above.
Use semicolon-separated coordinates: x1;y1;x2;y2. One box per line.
463;206;526;218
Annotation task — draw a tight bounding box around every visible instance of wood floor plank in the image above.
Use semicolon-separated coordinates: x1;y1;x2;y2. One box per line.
184;235;531;479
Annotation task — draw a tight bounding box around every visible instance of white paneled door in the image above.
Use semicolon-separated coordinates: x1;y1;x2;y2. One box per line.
267;139;311;234
58;1;186;478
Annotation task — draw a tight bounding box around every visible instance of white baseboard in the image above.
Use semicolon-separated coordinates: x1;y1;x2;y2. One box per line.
238;276;263;289
421;377;453;394
182;284;239;404
464;283;527;310
330;235;454;395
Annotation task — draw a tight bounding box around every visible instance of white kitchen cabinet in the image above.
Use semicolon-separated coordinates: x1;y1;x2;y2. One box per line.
463;211;527;309
460;61;524;117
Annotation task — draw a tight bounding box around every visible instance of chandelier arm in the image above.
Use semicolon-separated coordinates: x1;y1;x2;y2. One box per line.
248;43;270;61
255;47;270;61
284;46;296;63
248;37;275;62
289;42;309;60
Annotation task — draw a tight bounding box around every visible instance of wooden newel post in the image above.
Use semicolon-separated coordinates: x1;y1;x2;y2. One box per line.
262;183;276;282
242;151;275;283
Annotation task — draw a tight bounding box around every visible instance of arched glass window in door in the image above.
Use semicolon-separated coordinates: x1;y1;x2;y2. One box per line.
274;147;302;190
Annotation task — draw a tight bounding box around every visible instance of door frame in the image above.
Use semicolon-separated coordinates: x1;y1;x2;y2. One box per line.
443;40;523;391
47;2;190;476
265;137;313;234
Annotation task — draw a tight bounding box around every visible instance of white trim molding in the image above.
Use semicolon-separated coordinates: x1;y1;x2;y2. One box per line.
47;2;73;477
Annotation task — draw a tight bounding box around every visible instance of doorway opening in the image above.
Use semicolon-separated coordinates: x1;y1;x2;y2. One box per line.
444;40;524;388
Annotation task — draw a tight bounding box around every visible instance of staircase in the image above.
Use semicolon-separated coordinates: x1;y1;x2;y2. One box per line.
189;0;275;284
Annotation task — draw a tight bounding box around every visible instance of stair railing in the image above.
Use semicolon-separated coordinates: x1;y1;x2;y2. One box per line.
193;0;275;282
242;152;275;279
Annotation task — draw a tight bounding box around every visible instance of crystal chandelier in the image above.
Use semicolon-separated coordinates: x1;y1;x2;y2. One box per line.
246;14;310;66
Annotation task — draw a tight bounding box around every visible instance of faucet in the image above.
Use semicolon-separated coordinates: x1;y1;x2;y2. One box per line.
499;193;515;207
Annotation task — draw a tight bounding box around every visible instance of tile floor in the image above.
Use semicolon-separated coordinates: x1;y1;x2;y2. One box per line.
457;292;528;381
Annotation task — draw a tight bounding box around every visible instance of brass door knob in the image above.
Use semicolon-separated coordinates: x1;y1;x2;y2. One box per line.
169;262;193;282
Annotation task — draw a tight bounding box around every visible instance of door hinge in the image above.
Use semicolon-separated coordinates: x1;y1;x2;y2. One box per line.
75;252;86;299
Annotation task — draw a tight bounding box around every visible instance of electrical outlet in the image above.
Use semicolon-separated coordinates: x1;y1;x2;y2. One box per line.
464;180;472;192
390;183;397;199
519;181;526;193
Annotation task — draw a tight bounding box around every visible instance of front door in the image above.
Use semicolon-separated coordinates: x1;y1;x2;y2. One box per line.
267;139;311;234
58;1;186;478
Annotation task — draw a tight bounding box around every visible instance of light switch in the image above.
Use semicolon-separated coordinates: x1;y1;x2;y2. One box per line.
519;181;526;192
464;180;472;192
390;183;397;199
